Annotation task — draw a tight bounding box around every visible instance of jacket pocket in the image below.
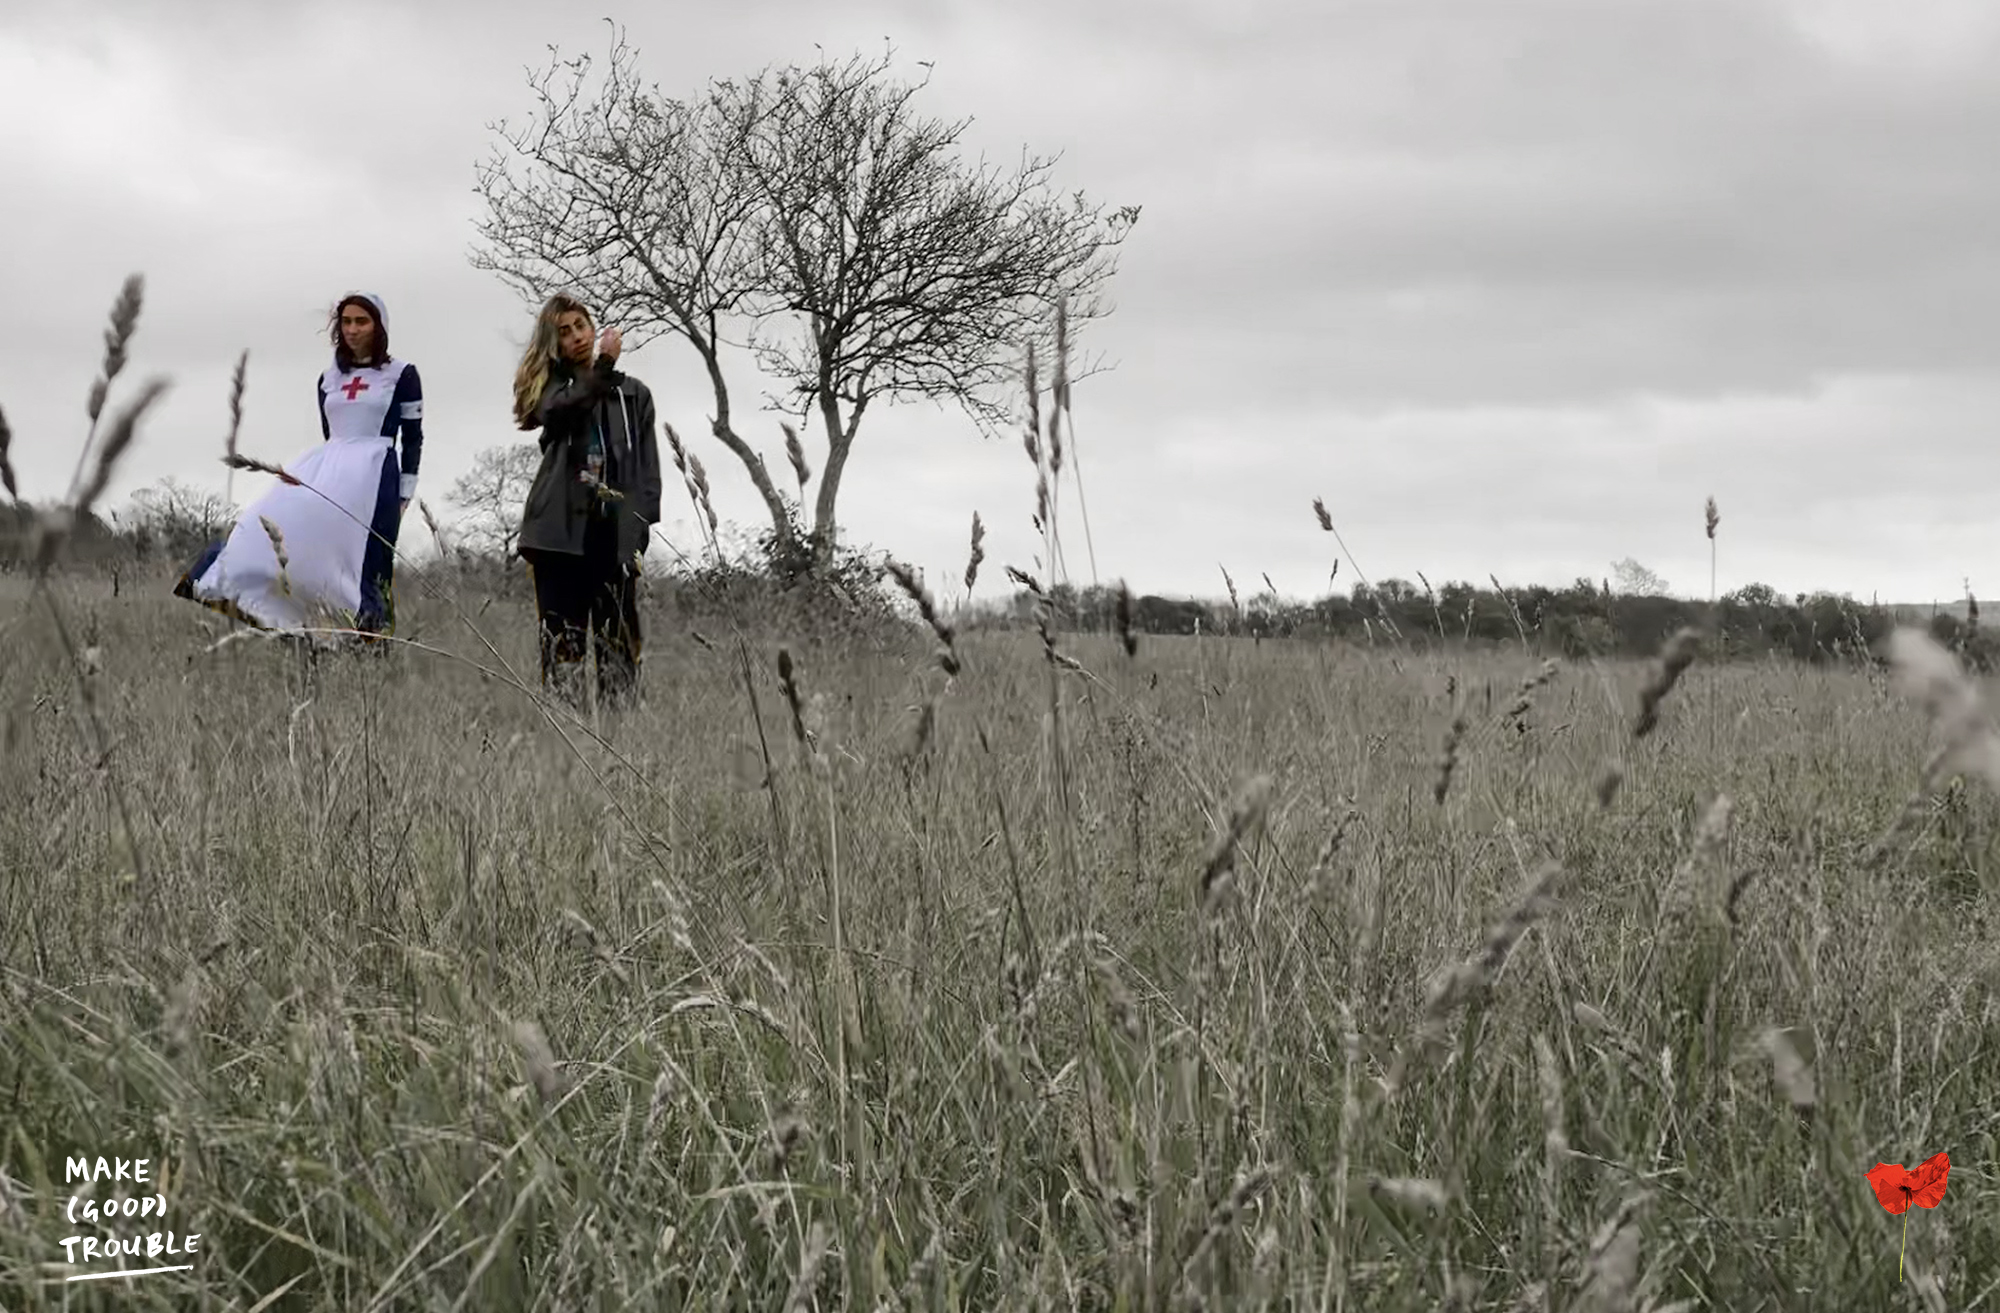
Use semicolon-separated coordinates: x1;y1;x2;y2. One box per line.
522;471;549;518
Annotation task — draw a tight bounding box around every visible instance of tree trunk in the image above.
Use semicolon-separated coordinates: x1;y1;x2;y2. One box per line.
811;387;865;571
694;341;796;552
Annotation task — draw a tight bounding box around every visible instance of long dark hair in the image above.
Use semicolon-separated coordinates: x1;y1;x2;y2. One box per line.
512;293;593;429
329;295;390;372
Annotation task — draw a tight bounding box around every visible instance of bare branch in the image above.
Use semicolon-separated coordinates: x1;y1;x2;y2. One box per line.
469;25;798;548
468;32;1136;570
446;441;541;556
721;51;1134;438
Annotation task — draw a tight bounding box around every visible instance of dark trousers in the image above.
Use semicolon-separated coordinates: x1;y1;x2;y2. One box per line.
356;447;402;634
524;515;641;705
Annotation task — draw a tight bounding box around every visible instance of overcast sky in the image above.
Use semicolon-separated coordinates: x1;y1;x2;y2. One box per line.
6;0;2000;606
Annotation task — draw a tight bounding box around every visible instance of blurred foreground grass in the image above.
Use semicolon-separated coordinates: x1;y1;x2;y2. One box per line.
4;571;1999;1311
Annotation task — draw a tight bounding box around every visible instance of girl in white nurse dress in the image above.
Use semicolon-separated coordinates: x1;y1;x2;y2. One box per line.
176;291;424;636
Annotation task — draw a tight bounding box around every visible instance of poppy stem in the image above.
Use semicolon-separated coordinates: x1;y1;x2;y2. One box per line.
1900;1209;1907;1282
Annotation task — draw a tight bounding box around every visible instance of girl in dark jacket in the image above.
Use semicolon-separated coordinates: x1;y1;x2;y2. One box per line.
511;293;663;705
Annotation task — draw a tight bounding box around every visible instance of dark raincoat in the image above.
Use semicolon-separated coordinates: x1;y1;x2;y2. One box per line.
516;355;662;563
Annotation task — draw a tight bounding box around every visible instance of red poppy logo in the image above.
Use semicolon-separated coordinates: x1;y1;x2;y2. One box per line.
1865;1151;1949;1281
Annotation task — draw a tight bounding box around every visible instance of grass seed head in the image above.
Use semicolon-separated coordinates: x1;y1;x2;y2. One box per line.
1048;301;1069;471
1534;1033;1567;1159
1433;713;1467;805
224;348;248;462
663;420;690;475
902;698;936;761
964;510;985;595
783;1220;832;1313
1573;1001;1615;1035
768;1105;811;1172
1392;861;1565;1093
1367;1176;1449;1216
259;515;291;596
75;377;170;518
1670;792;1734;919
1201;773;1273;912
781;420;810;488
1577;1194;1649;1313
511;1019;565;1104
1887;626;1982;734
1634;627;1701;739
1594;759;1625;809
90;274;145;423
418;498;447;547
1022;340;1041;461
0;403;15;500
223;452;303;487
1759;1026;1816;1120
776;648;808;747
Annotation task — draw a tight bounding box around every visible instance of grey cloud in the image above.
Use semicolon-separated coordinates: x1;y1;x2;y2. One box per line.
947;0;2000;408
6;0;2000;604
1087;260;2000;416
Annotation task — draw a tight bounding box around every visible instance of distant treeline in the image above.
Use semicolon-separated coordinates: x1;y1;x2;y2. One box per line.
987;577;1995;668
6;500;1990;668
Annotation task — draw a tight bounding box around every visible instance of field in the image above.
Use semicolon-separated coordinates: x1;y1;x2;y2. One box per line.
3;561;1998;1312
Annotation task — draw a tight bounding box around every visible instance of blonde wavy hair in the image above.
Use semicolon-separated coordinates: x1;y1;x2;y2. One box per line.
512;293;594;430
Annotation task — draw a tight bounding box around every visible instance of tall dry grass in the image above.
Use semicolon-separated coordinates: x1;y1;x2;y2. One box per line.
2;283;1997;1311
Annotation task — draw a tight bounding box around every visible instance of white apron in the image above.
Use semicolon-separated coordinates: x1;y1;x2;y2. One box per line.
187;356;415;631
187;434;393;630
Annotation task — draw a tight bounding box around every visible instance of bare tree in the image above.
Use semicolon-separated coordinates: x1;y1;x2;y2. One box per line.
473;30;794;553
471;26;1137;570
118;477;236;558
717;48;1136;565
1610;557;1671;597
447;441;542;555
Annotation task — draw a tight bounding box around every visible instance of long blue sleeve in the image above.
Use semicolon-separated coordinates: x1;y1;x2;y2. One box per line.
391;364;424;500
